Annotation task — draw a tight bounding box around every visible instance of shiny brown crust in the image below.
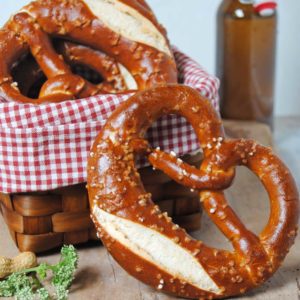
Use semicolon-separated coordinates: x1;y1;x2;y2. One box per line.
87;85;299;299
0;0;177;103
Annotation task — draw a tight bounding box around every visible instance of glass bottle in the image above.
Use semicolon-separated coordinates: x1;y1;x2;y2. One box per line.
217;0;277;126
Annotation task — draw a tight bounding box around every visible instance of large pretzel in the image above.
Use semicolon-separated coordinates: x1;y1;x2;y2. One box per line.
87;85;299;299
0;0;177;103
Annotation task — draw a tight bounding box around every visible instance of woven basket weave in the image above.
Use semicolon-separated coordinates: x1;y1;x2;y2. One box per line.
0;152;202;253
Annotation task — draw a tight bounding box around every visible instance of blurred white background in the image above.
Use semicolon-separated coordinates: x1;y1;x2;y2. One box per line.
1;0;299;116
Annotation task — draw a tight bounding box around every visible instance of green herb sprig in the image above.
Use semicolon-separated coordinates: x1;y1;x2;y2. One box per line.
0;245;78;300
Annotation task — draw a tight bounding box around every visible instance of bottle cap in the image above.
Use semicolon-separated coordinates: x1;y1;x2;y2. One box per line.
254;1;277;17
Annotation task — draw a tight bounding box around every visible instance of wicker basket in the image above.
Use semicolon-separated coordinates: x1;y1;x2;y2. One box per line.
0;152;202;253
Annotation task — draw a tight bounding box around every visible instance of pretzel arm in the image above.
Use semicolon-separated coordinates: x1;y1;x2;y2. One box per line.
9;12;70;78
128;136;234;190
148;149;235;190
202;190;271;281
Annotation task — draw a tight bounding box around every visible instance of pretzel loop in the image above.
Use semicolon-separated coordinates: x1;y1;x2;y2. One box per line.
87;85;299;299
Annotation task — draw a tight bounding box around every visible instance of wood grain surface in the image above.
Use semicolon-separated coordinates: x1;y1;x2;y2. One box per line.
0;118;299;300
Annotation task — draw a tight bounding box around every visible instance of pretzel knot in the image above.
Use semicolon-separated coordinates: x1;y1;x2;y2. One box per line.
0;0;177;103
87;85;299;299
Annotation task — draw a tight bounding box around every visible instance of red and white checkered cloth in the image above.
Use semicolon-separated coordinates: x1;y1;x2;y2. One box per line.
0;48;220;193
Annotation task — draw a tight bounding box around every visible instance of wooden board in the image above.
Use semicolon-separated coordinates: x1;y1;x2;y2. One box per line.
0;118;299;300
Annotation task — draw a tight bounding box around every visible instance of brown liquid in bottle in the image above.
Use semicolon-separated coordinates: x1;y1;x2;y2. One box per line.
217;0;277;126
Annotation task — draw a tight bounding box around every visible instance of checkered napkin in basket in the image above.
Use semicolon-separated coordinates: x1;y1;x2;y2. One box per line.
0;48;220;193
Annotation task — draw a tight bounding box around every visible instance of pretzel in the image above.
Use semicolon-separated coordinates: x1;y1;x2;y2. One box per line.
0;0;177;103
87;85;299;299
